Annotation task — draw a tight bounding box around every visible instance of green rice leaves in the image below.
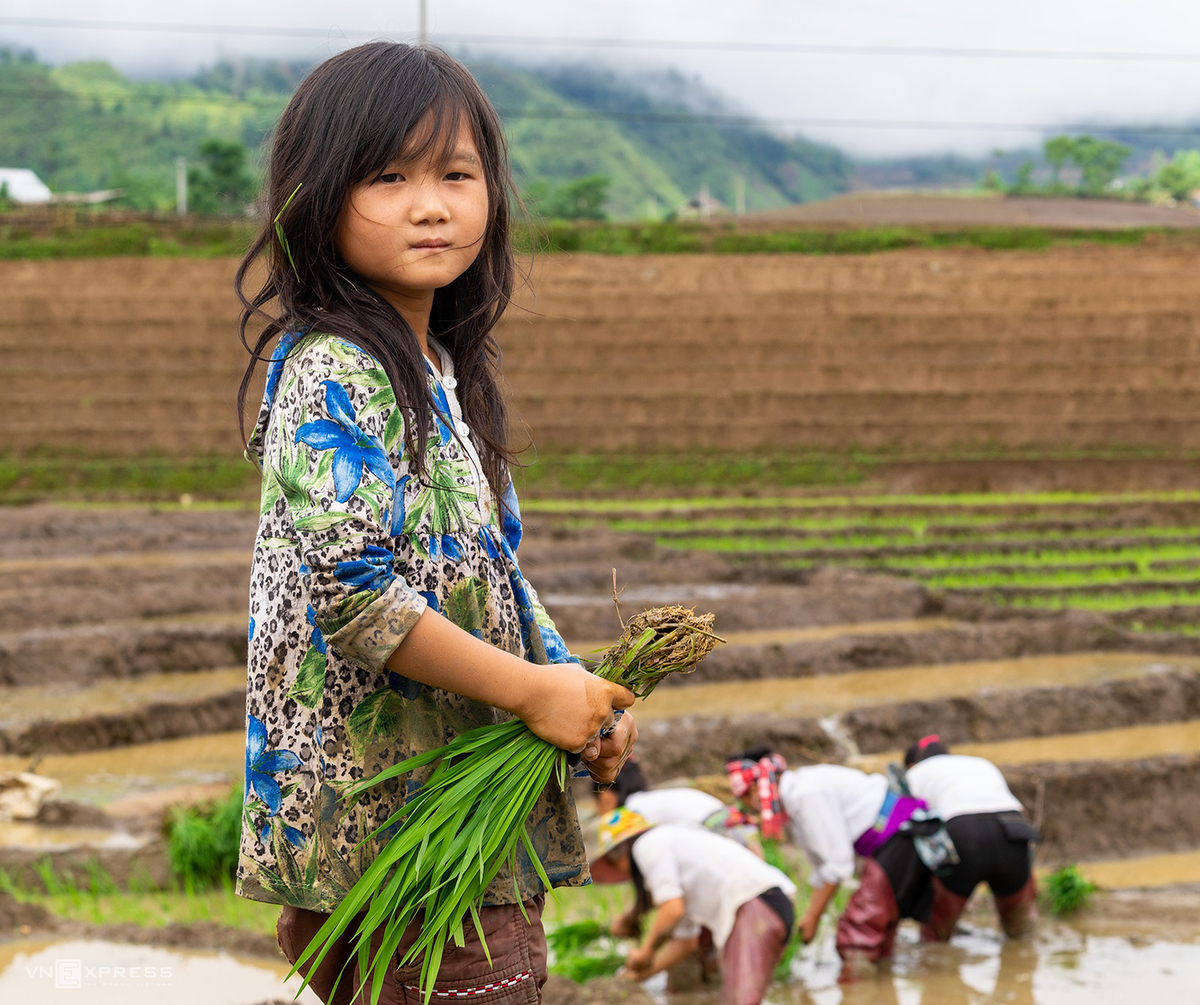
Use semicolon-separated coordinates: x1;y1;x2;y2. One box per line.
292;607;722;1005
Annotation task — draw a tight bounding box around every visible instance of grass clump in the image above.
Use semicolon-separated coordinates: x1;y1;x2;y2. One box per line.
546;920;625;983
1044;864;1097;916
0;449;258;504
166;786;243;890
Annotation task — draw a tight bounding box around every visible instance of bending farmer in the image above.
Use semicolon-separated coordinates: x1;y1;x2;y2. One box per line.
904;736;1039;940
596;808;796;1005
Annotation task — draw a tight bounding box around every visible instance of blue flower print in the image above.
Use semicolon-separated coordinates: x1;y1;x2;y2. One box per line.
427;369;456;446
418;591;440;613
295;380;395;503
248;617;255;642
478;528;500;559
499;481;523;554
305;604;327;655
245;715;302;817
262;330;300;414
333;545;394;594
427;534;464;562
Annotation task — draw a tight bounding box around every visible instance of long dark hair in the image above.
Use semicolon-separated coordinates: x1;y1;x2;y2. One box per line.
236;42;517;501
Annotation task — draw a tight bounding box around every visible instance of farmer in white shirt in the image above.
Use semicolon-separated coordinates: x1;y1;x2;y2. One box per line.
726;749;929;983
594;808;796;1005
593;758;728;826
904;735;1039;940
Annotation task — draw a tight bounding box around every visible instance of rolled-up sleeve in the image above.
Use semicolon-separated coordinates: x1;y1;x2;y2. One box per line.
792;789;857;887
263;344;427;673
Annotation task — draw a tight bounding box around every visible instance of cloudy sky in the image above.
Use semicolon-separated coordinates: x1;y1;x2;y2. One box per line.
7;1;1200;157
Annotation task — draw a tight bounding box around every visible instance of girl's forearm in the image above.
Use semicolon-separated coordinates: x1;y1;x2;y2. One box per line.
387;608;554;715
385;607;633;752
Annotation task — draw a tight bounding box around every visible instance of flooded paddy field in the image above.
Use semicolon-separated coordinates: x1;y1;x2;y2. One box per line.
3;496;1200;1002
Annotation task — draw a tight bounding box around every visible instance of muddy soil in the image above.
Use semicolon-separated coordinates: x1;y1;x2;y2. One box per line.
10;242;1200;457
741;193;1200;229
841;668;1200;753
0;619;246;687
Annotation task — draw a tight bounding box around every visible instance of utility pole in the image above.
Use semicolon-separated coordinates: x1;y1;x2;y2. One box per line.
175;157;187;217
419;0;428;46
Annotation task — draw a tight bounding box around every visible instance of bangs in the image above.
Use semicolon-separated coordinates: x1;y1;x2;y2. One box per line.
356;72;480;183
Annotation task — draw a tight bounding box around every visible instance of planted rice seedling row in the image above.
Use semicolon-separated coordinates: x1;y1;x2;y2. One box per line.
669;530;1200;562
876;543;1200;573
523;488;1200;518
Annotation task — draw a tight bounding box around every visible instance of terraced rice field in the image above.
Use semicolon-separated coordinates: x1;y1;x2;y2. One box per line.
527;490;1200;628
4;494;1200;1003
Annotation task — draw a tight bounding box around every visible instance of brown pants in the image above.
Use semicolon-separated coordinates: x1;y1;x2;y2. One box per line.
276;898;548;1005
720;897;789;1005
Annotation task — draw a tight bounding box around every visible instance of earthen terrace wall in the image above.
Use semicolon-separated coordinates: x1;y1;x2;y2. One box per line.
4;245;1200;456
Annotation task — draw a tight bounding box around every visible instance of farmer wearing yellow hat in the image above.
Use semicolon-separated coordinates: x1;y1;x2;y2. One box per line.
594;808;796;1005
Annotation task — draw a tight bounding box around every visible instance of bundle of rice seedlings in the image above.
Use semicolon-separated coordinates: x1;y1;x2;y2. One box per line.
292;605;722;1005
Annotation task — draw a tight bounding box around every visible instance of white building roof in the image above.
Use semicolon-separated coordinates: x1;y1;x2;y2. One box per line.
0;168;53;205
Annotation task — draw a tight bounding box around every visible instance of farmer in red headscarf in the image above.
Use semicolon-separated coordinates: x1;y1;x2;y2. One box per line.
725;747;930;982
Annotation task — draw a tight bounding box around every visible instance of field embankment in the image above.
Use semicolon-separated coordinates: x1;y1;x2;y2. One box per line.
4;241;1200;469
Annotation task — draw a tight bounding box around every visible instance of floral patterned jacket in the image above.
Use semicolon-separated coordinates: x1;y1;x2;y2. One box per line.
237;332;588;911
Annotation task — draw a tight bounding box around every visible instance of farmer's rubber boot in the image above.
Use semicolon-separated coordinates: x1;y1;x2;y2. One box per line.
836;858;900;983
919;876;970;942
995;875;1039;938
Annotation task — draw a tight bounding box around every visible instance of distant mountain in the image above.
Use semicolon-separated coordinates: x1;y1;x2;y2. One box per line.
0;47;851;217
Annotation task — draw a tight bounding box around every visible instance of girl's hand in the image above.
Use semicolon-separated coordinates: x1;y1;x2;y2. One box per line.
581;711;638;785
516;663;634;753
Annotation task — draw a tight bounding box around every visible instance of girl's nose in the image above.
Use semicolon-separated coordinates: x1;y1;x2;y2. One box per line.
408;178;449;224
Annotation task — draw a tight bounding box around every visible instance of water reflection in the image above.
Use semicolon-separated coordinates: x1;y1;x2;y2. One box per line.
645;918;1200;1005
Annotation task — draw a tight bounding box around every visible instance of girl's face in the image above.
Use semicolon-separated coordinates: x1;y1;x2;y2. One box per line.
336;117;489;316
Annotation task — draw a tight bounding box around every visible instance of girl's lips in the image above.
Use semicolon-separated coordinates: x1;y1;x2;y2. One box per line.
410;239;451;249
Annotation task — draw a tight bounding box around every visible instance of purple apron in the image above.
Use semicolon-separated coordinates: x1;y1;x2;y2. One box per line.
853;790;926;858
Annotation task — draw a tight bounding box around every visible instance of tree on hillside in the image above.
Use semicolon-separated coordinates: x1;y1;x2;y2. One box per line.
1040;134;1132;196
1043;136;1074;188
186;138;257;214
526;175;611;220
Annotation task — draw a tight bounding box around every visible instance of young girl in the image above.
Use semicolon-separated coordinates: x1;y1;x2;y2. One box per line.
234;42;637;1004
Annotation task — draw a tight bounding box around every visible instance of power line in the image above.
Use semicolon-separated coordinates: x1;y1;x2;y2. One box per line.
2;84;1198;135
7;15;1200;62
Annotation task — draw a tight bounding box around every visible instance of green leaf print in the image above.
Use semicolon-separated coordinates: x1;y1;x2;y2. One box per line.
288;646;327;709
384;408;406;452
403;454;477;557
445;577;489;634
347;687;406;759
294;511;362;533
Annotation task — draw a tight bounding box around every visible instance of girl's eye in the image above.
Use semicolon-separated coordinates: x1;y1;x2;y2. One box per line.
445;171;470;181
377;173;403;184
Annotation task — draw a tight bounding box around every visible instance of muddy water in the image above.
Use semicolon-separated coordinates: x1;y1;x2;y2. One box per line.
635;652;1199;722
764;923;1200;1005
0;937;320;1004
0;732;243;806
854;720;1200;774
1074;850;1200;889
0;668;246;726
567;618;961;653
0;821;147;851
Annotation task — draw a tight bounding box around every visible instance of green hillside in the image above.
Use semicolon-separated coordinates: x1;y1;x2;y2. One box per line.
0;48;851;218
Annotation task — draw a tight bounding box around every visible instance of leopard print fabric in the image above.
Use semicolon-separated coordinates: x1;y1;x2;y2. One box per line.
237;333;588;912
